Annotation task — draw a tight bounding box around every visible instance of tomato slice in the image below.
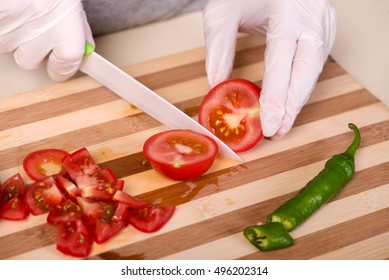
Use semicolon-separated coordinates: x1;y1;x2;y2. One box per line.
198;79;263;152
0;173;29;220
24;177;65;215
23;149;70;181
47;199;83;225
143;129;218;181
127;205;175;233
56;218;93;258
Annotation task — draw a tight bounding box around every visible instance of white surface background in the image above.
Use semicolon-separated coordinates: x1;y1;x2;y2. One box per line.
1;3;388;106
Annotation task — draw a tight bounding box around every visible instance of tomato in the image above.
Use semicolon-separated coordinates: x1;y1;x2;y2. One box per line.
198;78;263;152
76;197;116;224
0;173;29;220
0;197;29;220
69;147;100;176
56;175;81;202
76;197;126;243
111;202;129;223
127;205;175;233
56;218;93;258
76;168;121;201
93;220;126;244
47;199;83;225
113;190;150;209
23;149;70;181
143;129;218;181
24;176;65;215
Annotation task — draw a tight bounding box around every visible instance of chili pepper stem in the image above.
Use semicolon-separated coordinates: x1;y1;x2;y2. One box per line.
345;123;361;157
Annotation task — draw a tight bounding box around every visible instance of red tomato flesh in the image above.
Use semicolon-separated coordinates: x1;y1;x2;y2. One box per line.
23;149;70;181
143;129;218;181
198;79;263;152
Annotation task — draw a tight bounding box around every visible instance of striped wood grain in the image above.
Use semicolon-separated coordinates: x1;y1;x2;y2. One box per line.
0;35;388;260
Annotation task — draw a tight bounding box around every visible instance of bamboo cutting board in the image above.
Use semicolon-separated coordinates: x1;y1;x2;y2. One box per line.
1;35;389;260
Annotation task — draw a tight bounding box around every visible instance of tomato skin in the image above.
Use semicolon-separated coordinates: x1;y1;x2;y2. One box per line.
143;130;218;181
198;79;263;152
56;219;93;258
24;177;65;216
127;205;175;233
23;149;70;181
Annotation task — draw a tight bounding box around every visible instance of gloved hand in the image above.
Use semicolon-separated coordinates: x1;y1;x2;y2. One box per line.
0;0;94;81
203;0;336;139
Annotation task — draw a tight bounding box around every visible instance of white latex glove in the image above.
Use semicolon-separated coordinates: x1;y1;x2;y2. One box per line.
0;0;94;81
203;0;336;139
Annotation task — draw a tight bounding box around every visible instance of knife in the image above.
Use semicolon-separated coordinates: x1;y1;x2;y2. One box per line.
80;42;242;162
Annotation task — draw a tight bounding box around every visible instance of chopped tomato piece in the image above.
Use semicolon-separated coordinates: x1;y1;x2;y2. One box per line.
23;149;70;181
76;197;116;224
24;177;65;215
111;202;130;223
0;173;29;220
56;218;93;258
56;175;81;202
62;155;84;182
113;190;150;209
47;199;83;225
69;147;100;175
0;197;29;220
143;129;218;181
93;220;126;244
127;205;176;233
198;79;263;152
76;168;119;201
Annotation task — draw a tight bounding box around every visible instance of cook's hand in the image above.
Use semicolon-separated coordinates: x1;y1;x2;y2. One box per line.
0;0;94;81
203;0;336;139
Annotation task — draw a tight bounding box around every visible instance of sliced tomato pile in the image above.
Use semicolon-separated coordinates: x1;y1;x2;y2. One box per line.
0;147;175;258
198;78;264;152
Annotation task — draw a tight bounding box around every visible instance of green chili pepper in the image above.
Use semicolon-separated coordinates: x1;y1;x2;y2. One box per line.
267;123;361;231
244;222;294;251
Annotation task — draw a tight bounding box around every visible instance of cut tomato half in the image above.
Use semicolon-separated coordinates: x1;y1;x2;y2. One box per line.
23;149;70;181
143;129;218;181
198;79;263;152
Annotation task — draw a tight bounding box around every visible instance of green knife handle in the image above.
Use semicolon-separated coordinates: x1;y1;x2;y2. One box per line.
84;41;95;56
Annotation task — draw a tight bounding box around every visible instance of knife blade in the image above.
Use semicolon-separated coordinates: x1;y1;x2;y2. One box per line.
79;44;242;162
